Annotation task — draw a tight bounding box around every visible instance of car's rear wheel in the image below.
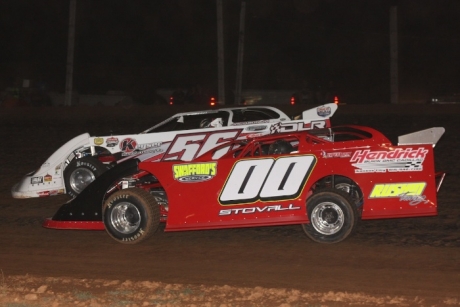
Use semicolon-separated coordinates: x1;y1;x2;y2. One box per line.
103;188;160;244
64;157;107;197
302;188;358;244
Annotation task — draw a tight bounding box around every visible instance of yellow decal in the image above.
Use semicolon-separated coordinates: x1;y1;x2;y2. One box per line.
369;182;426;198
94;137;104;145
173;162;217;182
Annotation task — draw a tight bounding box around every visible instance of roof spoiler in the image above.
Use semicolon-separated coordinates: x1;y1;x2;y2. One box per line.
398;127;445;147
301;103;338;120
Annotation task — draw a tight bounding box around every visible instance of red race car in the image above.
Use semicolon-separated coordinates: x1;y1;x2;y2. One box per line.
44;125;445;244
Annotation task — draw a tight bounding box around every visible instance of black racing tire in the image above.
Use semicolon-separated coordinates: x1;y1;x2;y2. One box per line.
333;176;363;208
64;157;107;197
302;188;358;244
103;188;160;244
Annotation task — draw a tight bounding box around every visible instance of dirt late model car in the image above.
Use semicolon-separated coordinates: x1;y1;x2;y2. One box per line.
43;124;445;244
12;103;337;199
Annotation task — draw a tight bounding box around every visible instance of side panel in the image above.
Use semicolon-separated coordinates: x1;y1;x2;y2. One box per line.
142;156;313;231
306;143;439;219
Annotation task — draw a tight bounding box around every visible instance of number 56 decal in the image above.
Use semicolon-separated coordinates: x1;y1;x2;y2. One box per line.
219;156;316;205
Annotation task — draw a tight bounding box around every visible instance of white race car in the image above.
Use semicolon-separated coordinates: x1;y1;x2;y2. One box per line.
12;104;337;199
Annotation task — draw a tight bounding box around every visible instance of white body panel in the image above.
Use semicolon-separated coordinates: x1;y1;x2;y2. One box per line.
12;133;90;198
12;104;337;198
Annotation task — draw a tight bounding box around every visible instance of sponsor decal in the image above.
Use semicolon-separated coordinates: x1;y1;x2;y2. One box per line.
122;146;164;157
351;147;428;173
137;142;161;150
163;130;242;161
94;137;104;145
246;133;264;139
106;137;119;147
219;204;301;216
269;120;327;134
317;106;331;117
37;189;65;197
322;151;352;158
369;182;426;198
31;176;43;184
120;138;138;153
173;162;217;182
54;164;62;176
231;120;270;126
399;193;430;206
44;174;52;182
369;182;429;206
219;156;316;205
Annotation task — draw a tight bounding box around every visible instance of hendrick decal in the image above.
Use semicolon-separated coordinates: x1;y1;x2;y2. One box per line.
351;148;428;173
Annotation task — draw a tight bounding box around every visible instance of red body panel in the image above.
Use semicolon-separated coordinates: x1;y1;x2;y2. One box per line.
139;125;440;232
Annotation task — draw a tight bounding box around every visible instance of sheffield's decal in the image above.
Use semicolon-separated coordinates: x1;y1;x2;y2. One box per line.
173;162;217;182
219;156;316;205
219;204;301;216
351;148;428;173
44;174;52;182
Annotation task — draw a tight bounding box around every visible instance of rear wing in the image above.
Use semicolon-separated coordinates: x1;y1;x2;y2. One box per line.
301;103;338;121
398;127;445;147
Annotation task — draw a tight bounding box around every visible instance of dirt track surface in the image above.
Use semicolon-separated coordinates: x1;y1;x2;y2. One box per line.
1;105;460;306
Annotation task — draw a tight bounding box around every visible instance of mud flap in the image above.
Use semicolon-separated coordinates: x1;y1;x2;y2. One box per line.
43;159;139;230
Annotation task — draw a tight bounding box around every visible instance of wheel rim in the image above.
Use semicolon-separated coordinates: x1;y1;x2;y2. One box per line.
69;168;95;194
109;202;141;234
311;202;344;235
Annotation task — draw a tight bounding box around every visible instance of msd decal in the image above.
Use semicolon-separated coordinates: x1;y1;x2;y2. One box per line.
351;147;428;173
162;129;243;161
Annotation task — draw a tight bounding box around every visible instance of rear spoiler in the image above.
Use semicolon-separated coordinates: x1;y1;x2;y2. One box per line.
398;127;445;147
301;103;338;121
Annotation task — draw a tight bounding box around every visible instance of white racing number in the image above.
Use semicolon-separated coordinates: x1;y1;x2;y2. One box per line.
219;156;316;205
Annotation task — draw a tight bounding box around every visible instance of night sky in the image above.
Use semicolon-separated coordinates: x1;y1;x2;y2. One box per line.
1;0;459;104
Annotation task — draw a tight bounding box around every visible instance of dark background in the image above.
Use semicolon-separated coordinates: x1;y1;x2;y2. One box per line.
1;0;459;104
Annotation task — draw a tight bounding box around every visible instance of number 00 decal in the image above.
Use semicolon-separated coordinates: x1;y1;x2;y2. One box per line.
219;156;316;205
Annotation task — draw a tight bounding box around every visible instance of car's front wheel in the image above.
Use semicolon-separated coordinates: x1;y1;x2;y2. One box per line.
302;188;358;244
64;157;107;197
103;188;160;244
